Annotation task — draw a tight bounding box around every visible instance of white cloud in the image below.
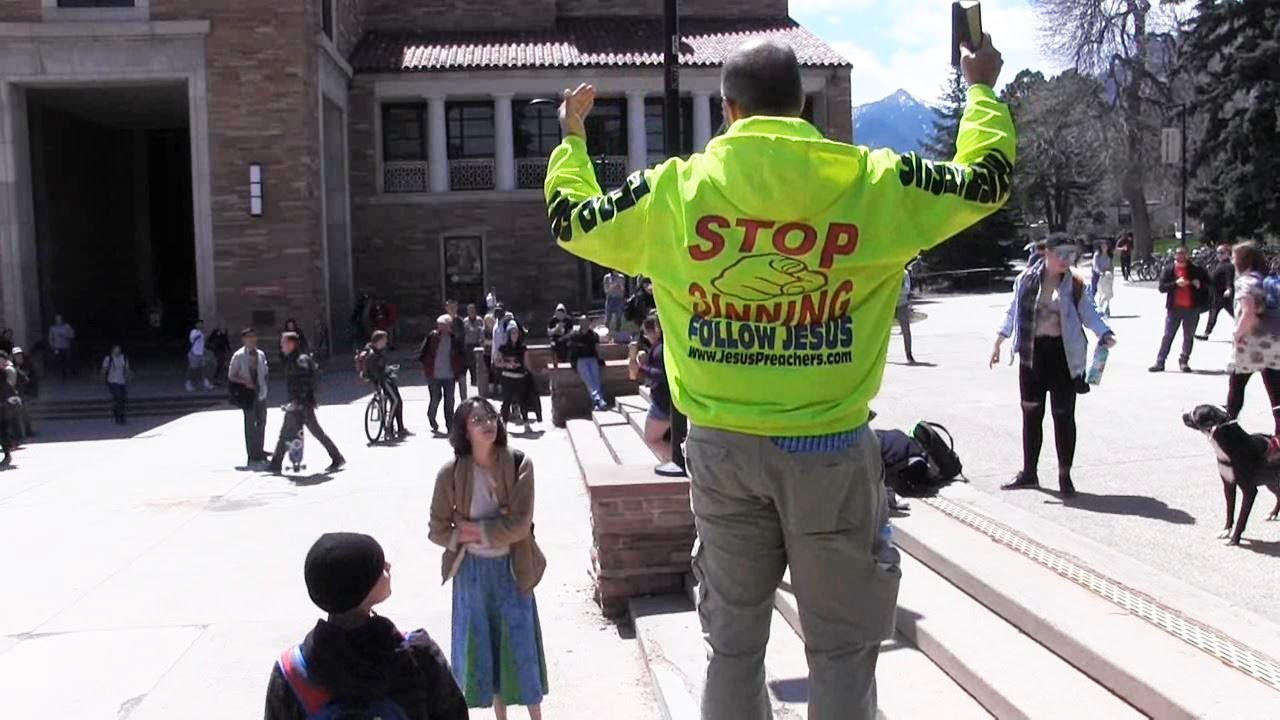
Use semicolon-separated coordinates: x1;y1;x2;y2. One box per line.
798;0;1066;106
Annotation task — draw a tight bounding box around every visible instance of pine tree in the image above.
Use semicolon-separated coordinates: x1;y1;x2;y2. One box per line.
918;69;1019;279
1185;0;1280;242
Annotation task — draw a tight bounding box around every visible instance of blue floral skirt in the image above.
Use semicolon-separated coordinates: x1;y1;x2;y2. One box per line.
451;553;548;708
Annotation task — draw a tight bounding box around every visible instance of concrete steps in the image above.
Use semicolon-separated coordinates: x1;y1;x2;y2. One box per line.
28;395;223;420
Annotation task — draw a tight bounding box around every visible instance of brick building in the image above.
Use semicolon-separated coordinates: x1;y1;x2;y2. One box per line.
0;0;849;351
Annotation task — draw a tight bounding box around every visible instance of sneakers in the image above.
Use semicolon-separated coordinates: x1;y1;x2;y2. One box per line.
202;379;214;390
1148;364;1165;373
1001;471;1039;490
325;457;346;473
398;429;415;438
1195;334;1210;341
1179;362;1192;373
185;381;196;392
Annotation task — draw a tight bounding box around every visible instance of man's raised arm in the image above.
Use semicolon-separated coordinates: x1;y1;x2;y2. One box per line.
544;84;668;277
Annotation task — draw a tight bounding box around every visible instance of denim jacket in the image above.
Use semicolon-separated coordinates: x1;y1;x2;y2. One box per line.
997;265;1114;378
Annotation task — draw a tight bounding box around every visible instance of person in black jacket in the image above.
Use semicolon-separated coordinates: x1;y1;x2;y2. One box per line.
365;330;408;439
1197;243;1236;340
268;332;345;474
1150;246;1212;373
567;315;609;411
546;303;574;363
263;532;468;720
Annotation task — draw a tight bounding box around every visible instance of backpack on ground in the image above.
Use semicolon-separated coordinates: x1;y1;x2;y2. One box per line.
876;429;934;497
277;643;410;720
353;349;369;380
911;421;964;483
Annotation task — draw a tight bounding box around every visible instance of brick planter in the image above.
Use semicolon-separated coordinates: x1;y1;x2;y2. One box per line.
582;464;696;618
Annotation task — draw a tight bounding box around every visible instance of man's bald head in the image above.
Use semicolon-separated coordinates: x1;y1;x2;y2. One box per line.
721;38;805;120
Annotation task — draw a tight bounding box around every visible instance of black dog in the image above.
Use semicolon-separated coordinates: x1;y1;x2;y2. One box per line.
1183;405;1280;545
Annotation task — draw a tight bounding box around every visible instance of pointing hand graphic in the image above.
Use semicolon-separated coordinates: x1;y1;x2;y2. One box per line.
711;254;829;302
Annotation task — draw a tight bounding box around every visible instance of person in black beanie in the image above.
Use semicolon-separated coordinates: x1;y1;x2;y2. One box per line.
263;532;469;720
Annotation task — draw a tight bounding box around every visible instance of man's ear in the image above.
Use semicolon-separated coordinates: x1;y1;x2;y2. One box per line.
723;97;742;125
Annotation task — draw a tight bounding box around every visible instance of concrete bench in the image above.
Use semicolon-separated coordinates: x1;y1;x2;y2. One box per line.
473;341;632;399
549;359;639;427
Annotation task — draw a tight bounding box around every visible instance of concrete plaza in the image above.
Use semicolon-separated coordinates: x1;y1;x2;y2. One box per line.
875;277;1280;620
0;389;658;718
3;275;1279;718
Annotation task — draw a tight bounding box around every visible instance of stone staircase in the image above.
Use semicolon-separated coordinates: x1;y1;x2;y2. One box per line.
566;394;1280;719
27;394;224;421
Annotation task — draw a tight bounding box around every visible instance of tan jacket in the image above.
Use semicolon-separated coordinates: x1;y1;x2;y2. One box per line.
429;448;546;595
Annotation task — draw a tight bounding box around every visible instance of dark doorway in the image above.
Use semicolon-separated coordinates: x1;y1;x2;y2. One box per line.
26;83;195;359
442;235;485;309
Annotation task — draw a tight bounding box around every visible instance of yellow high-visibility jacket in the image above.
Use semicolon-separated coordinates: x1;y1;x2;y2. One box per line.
546;85;1016;436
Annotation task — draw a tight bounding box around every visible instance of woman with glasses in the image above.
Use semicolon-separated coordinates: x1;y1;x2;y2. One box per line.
991;233;1117;498
429;397;548;719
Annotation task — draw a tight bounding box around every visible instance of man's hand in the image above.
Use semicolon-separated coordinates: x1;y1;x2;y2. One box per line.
989;338;1004;368
1102;334;1118;349
559;83;595;141
961;33;1003;88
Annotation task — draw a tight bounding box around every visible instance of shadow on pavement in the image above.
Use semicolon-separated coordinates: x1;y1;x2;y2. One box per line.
886;361;939;368
768;677;808;703
1055;491;1196;524
289;473;335;487
17;415;181;444
1188;369;1230;377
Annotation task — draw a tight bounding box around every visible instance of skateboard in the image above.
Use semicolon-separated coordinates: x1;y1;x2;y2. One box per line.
288;428;306;472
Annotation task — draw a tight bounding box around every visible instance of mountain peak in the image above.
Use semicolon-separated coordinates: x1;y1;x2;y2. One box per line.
853;90;938;154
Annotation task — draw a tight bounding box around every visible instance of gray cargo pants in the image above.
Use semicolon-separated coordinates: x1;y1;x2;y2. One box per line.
687;425;901;720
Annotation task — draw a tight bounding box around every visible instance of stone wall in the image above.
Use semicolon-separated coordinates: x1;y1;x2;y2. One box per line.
350;199;583;340
363;0;555;32
150;0;328;333
826;69;853;144
0;1;37;21
557;0;787;18
335;0;365;59
585;468;696;618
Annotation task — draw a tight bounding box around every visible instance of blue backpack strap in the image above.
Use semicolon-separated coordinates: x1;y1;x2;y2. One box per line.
277;644;332;717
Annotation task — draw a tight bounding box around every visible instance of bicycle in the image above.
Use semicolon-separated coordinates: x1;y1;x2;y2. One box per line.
364;364;399;443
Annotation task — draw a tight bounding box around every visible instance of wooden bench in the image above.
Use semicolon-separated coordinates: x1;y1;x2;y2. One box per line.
549;359;638;427
474;341;635;404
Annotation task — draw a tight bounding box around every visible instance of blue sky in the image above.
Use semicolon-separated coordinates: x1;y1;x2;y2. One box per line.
790;0;1065;107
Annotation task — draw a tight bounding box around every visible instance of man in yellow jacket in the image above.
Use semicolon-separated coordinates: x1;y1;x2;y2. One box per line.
547;35;1011;720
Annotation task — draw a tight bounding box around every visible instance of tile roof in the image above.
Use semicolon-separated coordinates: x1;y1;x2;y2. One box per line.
350;18;850;73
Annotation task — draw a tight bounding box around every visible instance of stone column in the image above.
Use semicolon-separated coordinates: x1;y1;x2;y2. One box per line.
693;92;713;151
493;92;515;191
626;90;647;174
427;94;449;193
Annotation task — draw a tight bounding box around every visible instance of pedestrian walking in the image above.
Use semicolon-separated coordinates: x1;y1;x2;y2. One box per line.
263;532;469;720
0;351;20;467
1092;241;1115;317
1224;241;1280;434
546;34;1010;719
186;319;214;392
1197;243;1236;340
101;345;132;425
497;323;541;429
993;234;1117;497
267;332;344;475
228;328;270;466
367;330;409;439
429;398;548;718
603;270;628;334
896;265;918;364
10;348;36;440
419;316;465;435
47;314;76;380
1116;231;1134;281
281;318;309;356
462;304;486;398
1150;245;1211;373
207;326;231;386
446;300;468;399
633;313;672;463
566;316;608;411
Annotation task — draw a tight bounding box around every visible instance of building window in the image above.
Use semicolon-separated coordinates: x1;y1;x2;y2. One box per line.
645;97;694;163
382;104;426;162
56;0;134;5
321;0;334;40
382;103;427;193
446;102;495;159
710;99;726;137
515;101;561;189
584;98;627;158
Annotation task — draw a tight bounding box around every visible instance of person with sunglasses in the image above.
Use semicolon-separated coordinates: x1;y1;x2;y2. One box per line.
430;398;548;719
992;233;1117;498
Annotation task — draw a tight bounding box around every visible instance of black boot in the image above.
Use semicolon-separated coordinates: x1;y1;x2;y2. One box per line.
1001;471;1039;490
1058;473;1077;498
